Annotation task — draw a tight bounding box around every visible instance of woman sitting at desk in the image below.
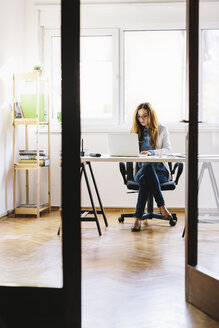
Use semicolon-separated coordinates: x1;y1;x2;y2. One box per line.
130;102;172;232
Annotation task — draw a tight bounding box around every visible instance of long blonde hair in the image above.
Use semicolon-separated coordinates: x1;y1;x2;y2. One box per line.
130;102;159;149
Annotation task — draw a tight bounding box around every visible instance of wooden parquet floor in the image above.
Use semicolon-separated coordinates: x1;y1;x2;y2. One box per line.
0;210;62;287
81;210;219;328
0;209;219;327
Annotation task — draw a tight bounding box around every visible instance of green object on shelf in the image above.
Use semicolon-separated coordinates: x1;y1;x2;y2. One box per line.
21;94;47;122
57;111;62;123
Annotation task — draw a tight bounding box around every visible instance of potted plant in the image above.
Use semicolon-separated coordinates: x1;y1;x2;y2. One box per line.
33;64;43;76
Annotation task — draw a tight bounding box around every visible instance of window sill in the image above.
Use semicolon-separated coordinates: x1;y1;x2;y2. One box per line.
39;122;219;134
81;122;219;133
39;123;62;133
81;122;187;133
198;123;219;132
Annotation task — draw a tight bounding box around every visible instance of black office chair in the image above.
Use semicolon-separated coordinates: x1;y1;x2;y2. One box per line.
118;162;183;226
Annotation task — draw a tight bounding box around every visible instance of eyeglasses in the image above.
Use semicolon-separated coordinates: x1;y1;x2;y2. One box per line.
137;114;148;120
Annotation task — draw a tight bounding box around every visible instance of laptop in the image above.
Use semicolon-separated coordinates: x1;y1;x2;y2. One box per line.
107;133;140;157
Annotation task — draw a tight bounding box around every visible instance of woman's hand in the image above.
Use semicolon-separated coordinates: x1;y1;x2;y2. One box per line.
140;151;152;156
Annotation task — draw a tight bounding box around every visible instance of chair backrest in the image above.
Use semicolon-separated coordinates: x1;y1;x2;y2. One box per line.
168;162;183;185
119;162;134;185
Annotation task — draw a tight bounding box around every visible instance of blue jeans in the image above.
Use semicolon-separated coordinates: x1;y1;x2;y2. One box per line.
134;163;168;219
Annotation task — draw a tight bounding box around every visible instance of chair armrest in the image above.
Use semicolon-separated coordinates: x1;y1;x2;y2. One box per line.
119;162;127;185
172;162;184;185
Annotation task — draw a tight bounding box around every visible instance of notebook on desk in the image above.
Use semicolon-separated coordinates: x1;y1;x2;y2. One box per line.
107;133;140;157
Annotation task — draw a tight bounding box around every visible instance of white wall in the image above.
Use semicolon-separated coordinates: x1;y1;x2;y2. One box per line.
24;0;61;72
0;0;25;217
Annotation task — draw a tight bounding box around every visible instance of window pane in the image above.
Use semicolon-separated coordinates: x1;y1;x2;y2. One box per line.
202;29;219;123
51;36;61;121
124;30;186;123
80;36;113;120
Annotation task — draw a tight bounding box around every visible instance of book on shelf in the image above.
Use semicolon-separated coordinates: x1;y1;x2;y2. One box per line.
17;203;45;209
20;94;48;122
18;159;49;166
19;150;48;160
19;155;48;160
15;102;25;118
19;149;48;155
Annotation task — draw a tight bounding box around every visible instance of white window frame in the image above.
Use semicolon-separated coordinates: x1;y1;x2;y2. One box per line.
80;28;120;127
199;26;219;128
42;27;120;128
43;28;61;128
121;28;187;129
198;2;219;130
41;26;190;132
37;3;219;132
41;27;219;132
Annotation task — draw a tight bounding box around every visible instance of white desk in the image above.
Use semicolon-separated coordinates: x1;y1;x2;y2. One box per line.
81;154;219;235
197;157;219;220
81;154;219;163
81;154;186;163
80;154;185;235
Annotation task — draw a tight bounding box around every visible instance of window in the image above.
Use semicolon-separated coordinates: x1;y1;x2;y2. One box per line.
43;29;119;126
41;9;219;128
44;27;219;127
123;30;186;124
202;29;219;123
51;36;61;121
44;29;186;126
43;29;61;123
80;29;119;125
80;36;112;120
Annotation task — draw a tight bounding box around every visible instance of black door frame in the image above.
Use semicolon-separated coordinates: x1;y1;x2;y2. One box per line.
185;0;219;321
0;1;81;327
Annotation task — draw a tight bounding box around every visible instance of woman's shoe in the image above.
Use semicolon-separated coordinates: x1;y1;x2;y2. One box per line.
159;205;173;219
131;218;141;232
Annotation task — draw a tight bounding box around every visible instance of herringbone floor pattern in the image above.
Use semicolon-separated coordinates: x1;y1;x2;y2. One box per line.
0;209;219;327
82;210;219;328
0;210;62;287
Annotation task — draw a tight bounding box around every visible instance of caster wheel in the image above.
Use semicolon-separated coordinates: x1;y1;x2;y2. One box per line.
118;217;124;223
169;217;177;226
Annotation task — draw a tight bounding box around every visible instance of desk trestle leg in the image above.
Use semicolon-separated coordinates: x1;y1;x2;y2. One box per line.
87;162;108;227
81;163;102;236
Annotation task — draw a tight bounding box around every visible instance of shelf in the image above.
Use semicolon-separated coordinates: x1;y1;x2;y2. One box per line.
14;119;48;125
14;118;37;125
13;72;48;81
14;163;49;170
15;163;37;170
15;203;49;215
39;122;49;125
14;72;39;80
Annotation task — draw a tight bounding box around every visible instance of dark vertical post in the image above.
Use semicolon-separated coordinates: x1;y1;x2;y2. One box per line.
186;0;199;266
61;1;81;327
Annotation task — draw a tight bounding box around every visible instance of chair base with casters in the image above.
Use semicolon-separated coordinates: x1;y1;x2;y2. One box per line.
118;162;183;227
118;193;177;226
